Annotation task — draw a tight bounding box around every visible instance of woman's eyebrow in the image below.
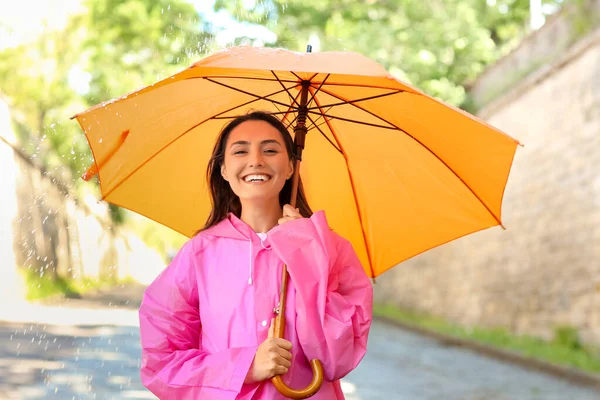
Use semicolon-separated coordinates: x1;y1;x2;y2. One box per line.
229;139;282;147
230;140;250;146
261;139;282;146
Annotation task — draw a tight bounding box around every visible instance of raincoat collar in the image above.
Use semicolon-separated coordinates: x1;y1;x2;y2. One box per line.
201;213;274;286
202;213;276;244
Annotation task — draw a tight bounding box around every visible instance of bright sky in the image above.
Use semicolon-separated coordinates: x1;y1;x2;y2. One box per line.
0;0;275;50
0;0;84;49
193;0;276;45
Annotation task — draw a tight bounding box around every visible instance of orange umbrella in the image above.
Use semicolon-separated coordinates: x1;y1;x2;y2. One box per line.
73;45;520;398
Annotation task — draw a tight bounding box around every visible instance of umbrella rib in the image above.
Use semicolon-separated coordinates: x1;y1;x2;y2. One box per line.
306;105;333;130
286;113;300;131
311;81;410;91
271;70;300;108
290;71;318;82
186;75;299;84
305;113;342;154
204;77;298;110
270;71;304;126
269;98;299;130
306;110;396;130
305;90;402;111
266;106;303;127
210;85;297;120
307;74;330;109
268;97;285;116
281;89;303;127
317;86;504;226
308;87;376;278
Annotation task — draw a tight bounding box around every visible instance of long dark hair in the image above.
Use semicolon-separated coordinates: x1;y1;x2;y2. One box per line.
198;111;313;232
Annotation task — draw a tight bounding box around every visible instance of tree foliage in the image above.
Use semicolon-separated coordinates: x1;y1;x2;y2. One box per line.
83;0;213;104
0;0;213;226
215;0;565;106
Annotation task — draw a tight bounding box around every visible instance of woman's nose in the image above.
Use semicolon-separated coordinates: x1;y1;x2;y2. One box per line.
248;150;264;167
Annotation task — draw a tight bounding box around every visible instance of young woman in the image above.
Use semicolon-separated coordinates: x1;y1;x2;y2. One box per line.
139;111;373;399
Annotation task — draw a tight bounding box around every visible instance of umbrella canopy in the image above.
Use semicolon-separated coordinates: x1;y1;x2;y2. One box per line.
73;46;520;279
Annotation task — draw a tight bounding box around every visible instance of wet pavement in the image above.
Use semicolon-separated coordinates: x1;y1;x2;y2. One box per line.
0;288;598;399
343;321;599;399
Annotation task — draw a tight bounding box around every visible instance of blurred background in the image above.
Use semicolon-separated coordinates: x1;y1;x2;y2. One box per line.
0;0;599;399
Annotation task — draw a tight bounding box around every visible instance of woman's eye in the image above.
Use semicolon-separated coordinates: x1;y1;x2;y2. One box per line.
233;150;247;155
264;149;278;154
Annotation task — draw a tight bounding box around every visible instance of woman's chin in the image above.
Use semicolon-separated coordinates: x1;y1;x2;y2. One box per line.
238;191;281;205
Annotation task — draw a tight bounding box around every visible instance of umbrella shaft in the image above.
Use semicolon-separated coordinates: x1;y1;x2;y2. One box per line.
289;80;310;204
290;159;302;208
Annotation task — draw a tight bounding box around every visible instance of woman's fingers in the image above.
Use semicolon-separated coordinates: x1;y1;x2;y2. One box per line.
275;345;292;361
274;364;289;375
273;338;292;351
282;204;301;218
278;204;302;225
276;355;292;369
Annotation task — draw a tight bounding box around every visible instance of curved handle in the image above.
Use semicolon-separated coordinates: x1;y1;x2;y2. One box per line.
271;359;324;399
272;266;324;398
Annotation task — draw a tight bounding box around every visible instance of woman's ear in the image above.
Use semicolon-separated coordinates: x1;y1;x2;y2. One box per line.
221;164;229;181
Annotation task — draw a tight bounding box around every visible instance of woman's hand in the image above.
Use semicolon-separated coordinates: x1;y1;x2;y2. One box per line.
278;204;303;225
245;319;293;384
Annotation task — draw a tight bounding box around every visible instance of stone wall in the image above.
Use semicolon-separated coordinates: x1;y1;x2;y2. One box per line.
0;98;166;301
468;0;600;111
374;27;600;345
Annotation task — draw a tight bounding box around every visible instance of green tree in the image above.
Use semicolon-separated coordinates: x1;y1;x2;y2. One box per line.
83;0;213;104
0;16;86;176
214;0;565;106
0;0;214;225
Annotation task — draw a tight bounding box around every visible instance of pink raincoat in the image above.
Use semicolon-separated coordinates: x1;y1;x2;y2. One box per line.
139;210;373;399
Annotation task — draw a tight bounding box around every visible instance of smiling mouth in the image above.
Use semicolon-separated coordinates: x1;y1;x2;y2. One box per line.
243;174;272;183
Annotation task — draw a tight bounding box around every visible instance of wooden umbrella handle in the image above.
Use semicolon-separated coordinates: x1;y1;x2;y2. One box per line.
271;359;324;399
271;266;324;398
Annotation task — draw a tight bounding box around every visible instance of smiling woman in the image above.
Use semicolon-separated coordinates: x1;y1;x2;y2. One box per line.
137;110;373;399
203;112;314;232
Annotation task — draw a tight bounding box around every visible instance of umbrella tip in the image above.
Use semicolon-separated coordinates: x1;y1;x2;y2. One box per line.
306;44;312;53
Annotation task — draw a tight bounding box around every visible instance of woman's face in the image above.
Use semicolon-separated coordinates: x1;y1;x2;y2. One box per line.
221;120;294;206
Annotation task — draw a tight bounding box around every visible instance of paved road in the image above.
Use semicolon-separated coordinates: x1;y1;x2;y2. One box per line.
343;322;599;400
0;293;598;399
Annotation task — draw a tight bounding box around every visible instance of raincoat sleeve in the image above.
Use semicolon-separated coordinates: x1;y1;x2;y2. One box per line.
138;240;258;400
268;210;373;381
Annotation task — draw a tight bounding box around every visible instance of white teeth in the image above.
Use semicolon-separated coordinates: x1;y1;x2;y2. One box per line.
244;174;270;182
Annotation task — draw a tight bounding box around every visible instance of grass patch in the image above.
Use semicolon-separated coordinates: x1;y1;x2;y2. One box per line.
374;303;600;375
20;268;138;301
